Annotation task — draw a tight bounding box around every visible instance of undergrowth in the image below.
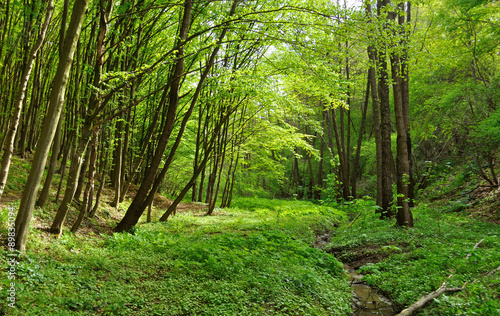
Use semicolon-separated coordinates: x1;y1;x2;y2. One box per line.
0;198;351;315
327;204;500;315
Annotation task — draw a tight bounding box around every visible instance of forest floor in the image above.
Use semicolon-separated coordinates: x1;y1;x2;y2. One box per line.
0;157;499;315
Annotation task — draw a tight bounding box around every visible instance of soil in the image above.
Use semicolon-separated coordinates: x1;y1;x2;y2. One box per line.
328;243;406;270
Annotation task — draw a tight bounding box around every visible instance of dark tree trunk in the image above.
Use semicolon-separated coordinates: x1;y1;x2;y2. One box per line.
377;0;394;218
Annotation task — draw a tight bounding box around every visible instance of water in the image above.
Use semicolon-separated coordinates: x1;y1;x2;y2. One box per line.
314;233;397;315
345;264;396;316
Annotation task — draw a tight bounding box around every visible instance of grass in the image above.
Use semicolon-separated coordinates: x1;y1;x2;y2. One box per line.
0;198;352;315
0;154;498;315
326;203;500;315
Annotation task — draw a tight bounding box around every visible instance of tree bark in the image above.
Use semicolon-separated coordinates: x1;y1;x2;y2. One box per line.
0;0;53;199
396;281;463;316
115;0;194;232
351;74;370;198
14;0;90;251
116;0;239;232
36;113;63;208
377;0;394;218
50;0;115;236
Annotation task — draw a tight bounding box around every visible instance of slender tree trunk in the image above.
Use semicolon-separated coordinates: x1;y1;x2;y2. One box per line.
36;113;63;208
14;0;90;251
332;109;350;200
403;1;415;207
116;0;239;232
316;138;324;200
71;130;99;232
115;0;194;232
0;0;53;199
391;51;412;227
74;143;91;201
112;117;123;208
391;3;413;227
50;0;115;236
367;2;383;209
351;75;370;198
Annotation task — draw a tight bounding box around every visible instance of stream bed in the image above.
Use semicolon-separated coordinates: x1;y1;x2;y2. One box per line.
345;264;396;316
314;233;397;315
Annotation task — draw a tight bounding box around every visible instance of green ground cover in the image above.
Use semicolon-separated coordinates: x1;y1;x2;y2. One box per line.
327;203;500;315
1;195;499;315
1;199;351;315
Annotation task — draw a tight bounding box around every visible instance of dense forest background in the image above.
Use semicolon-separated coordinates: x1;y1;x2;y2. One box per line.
0;0;499;315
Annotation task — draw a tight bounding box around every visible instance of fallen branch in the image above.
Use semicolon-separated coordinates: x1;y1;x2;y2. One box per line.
471;265;500;284
466;239;483;259
396;266;500;316
395;279;464;316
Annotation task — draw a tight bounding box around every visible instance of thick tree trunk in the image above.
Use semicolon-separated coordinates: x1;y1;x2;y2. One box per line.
377;0;394;218
14;0;90;251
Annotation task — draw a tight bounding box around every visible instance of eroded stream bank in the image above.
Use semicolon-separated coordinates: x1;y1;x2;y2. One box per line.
315;233;397;316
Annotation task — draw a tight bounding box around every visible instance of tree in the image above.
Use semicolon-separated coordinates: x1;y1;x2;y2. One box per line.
14;0;90;251
0;0;54;199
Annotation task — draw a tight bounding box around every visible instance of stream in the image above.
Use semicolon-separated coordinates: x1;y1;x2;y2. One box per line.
345;264;396;316
314;234;396;316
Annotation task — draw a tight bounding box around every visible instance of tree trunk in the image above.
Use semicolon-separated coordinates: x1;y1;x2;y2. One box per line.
115;0;195;232
14;0;90;251
116;0;239;232
0;0;53;199
377;0;394;218
71;130;99;233
50;0;115;236
391;3;413;227
351;74;370;198
367;2;383;209
36;113;63;208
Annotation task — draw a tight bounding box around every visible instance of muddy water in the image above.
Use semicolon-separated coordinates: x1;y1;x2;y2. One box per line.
314;234;396;316
345;264;396;316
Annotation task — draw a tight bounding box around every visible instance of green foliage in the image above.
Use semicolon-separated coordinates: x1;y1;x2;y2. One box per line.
328;204;500;315
472;107;500;151
231;198;346;244
0;199;351;315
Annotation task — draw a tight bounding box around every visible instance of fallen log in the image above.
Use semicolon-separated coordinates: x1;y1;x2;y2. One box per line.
396;265;500;316
395;280;464;316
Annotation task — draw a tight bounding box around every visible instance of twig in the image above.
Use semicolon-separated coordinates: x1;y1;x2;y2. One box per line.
466;239;484;259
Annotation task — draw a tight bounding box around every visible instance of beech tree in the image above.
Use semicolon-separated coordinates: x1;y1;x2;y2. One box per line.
14;0;90;251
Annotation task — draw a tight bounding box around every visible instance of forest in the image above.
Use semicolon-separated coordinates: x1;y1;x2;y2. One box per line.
0;0;499;315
